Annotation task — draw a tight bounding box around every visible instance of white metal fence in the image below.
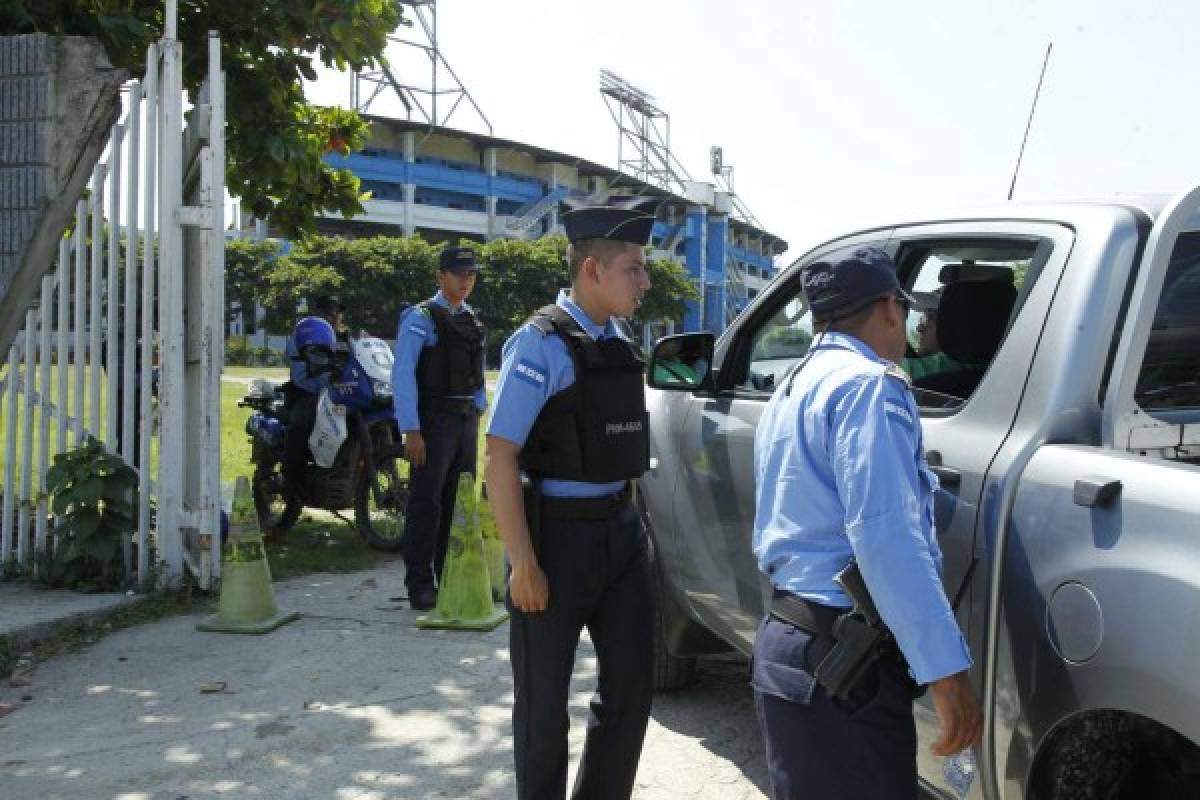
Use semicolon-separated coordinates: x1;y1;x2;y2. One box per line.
0;13;225;589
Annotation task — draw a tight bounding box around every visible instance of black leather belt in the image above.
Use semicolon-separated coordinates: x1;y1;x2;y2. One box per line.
542;486;632;521
421;396;477;416
769;590;845;639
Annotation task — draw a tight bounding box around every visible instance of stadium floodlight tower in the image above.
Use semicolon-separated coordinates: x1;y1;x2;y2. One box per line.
710;145;763;228
599;69;691;194
351;0;492;134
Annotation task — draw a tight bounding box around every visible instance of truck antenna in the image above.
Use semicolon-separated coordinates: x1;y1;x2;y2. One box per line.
1007;42;1053;202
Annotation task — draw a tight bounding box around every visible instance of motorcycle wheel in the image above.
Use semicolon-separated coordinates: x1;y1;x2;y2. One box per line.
252;465;302;534
354;454;409;552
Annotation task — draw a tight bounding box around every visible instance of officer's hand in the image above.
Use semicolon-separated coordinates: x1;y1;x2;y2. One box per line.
509;559;549;612
404;431;426;467
929;670;983;756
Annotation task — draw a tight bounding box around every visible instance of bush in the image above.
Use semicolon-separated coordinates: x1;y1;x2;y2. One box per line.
42;437;137;592
225;336;251;367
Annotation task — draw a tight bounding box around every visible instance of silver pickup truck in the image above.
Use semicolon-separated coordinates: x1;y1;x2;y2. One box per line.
639;187;1200;799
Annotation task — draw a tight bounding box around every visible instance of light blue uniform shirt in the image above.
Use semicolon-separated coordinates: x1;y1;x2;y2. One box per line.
487;289;631;499
285;333;332;395
752;331;971;684
391;290;488;432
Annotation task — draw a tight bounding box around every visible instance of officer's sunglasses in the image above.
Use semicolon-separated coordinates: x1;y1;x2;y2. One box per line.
891;292;912;315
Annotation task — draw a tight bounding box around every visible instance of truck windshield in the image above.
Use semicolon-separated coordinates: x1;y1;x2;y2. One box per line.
1136;231;1200;410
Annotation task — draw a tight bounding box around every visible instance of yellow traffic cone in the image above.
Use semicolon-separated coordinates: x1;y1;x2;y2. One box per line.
416;473;508;631
197;476;301;634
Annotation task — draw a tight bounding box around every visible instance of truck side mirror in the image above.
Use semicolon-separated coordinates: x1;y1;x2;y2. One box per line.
647;333;716;392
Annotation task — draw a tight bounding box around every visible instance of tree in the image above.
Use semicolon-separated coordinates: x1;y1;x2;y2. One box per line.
4;0;403;238
224;237;280;331
636;256;700;329
474;235;569;361
259;234;438;335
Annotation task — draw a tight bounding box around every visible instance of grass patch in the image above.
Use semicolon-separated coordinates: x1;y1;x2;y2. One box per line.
263;512;390;581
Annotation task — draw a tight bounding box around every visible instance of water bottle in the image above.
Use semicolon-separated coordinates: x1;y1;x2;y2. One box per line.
942;748;977;799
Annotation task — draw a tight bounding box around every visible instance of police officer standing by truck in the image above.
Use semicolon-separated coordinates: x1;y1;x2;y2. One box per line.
392;246;487;611
750;245;983;799
484;195;659;800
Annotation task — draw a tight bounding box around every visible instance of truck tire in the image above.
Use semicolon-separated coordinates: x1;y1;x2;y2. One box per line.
647;538;697;691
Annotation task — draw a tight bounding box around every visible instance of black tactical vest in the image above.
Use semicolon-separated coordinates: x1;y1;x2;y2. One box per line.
415;301;485;400
519;305;649;483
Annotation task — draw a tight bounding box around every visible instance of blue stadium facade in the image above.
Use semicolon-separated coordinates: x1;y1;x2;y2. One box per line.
318;116;788;334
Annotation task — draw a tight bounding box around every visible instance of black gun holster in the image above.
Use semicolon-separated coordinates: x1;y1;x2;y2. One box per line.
522;477;543;563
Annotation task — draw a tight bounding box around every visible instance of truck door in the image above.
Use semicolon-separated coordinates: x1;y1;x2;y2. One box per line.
883;222;1076;793
670;232;891;650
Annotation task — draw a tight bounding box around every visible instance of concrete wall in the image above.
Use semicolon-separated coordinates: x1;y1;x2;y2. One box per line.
0;35;123;353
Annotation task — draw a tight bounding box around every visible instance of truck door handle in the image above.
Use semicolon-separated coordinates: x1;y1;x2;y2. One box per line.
1073;476;1122;508
925;450;961;487
931;466;961;487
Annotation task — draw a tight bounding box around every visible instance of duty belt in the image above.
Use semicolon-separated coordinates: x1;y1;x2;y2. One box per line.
769;590;843;639
421;396;477;416
541;485;632;521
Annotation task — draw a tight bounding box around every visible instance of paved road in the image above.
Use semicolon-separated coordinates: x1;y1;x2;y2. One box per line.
0;564;768;800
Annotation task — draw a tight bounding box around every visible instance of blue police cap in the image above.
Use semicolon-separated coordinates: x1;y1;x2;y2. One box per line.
561;195;660;246
438;246;479;273
801;245;917;319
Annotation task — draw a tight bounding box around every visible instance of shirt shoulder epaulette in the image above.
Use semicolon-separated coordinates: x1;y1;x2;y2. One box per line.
884;362;911;388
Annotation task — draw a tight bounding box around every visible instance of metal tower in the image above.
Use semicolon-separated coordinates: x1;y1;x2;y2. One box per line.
351;0;492;134
710;145;762;229
599;70;691;193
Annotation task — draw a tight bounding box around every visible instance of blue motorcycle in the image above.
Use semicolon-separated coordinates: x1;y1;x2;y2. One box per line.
238;333;408;551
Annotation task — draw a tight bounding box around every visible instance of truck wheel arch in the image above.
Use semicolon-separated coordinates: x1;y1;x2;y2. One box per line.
1026;709;1200;799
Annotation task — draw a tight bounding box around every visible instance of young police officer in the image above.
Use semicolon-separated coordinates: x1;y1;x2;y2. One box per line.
392;246;487;611
751;245;982;799
485;196;658;800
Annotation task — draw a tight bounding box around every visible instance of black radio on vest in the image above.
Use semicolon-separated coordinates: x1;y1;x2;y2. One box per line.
518;304;649;483
415;300;485;409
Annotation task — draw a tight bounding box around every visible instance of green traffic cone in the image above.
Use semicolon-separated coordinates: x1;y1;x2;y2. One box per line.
478;489;508;602
197;476;301;634
416;473;509;631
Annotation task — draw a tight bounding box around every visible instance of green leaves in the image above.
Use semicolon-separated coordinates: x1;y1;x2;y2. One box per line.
3;0;403;238
40;436;138;592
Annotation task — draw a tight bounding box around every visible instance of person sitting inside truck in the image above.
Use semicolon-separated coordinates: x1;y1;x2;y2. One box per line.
903;287;964;381
911;277;1017;400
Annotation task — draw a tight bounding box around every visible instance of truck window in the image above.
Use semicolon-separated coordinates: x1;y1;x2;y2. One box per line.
1135;231;1200;410
744;296;814;392
898;241;1040;411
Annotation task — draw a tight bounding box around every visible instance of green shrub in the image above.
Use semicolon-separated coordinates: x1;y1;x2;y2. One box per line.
42;437;137;591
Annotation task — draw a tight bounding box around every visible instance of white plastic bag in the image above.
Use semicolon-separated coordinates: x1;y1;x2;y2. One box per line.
308;388;348;468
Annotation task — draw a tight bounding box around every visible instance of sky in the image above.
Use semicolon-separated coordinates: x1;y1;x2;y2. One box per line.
304;0;1200;263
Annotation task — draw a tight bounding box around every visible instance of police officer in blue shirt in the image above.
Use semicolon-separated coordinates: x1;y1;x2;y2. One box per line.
392;246;487;611
751;245;983;800
484;195;658;800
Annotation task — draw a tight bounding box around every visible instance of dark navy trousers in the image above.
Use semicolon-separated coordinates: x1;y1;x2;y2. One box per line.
401;408;479;592
508;504;655;800
752;615;918;800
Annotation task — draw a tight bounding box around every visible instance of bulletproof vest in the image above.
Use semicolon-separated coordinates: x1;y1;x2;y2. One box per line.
415;300;485;399
519;305;649;483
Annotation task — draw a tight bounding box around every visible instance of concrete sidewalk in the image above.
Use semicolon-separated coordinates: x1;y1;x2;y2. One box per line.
0;583;137;643
0;565;768;800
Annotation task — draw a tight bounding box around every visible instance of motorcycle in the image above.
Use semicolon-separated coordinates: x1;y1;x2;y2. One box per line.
238;334;408;551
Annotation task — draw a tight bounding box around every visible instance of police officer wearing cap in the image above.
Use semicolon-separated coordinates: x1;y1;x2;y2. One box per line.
751;245;983;799
392;246;487;611
485;195;658;800
282;294;347;500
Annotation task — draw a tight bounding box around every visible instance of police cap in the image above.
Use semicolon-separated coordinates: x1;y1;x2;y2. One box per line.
561;195;660;246
801;245;918;320
438;246;480;274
